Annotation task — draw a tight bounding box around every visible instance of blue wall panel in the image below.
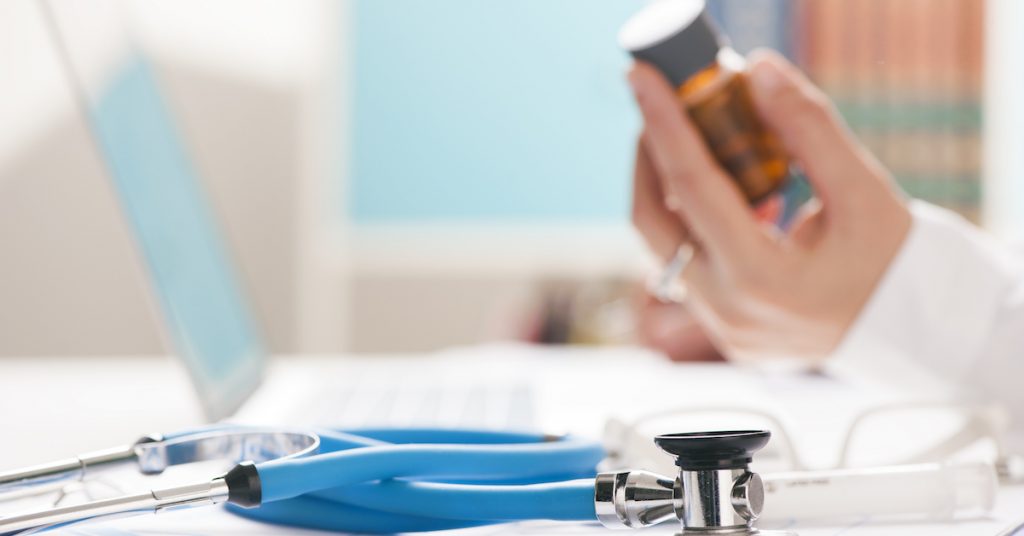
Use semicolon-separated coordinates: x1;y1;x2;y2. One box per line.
350;1;640;223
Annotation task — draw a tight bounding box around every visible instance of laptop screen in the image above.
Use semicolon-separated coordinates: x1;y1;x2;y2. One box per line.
43;0;265;420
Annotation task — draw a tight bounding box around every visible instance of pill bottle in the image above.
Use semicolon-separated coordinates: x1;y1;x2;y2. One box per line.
619;0;790;204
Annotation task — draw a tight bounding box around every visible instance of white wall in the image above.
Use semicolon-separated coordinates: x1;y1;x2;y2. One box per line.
0;1;163;355
0;0;346;356
983;0;1024;242
133;0;351;353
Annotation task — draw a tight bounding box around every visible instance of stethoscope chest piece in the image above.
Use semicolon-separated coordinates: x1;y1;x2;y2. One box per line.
659;430;769;535
597;430;796;535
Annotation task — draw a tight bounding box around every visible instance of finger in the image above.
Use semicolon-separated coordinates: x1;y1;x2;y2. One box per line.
786;197;825;248
746;49;876;215
632;138;688;261
638;302;723;362
628;62;767;265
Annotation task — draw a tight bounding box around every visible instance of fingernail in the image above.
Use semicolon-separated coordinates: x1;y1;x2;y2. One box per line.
665;195;683;213
749;58;785;95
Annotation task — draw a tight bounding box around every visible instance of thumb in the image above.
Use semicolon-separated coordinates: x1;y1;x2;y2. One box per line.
745;50;875;218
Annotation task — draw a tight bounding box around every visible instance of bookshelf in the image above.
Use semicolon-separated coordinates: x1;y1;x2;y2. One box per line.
711;0;986;221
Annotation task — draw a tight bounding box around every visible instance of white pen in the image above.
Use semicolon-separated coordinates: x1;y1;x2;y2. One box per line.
648;244;695;304
759;461;997;524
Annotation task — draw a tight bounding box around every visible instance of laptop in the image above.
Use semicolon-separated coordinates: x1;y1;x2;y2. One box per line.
40;0;539;431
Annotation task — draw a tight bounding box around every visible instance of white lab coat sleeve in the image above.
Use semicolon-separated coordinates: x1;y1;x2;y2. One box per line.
828;200;1024;444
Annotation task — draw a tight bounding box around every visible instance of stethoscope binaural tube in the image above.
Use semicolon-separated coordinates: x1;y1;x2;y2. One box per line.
257;437;602;502
233;479;599;533
0;428;605;534
226;429;605;533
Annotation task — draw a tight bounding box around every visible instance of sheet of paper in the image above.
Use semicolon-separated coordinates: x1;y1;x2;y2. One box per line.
15;344;1022;536
61;496;1024;536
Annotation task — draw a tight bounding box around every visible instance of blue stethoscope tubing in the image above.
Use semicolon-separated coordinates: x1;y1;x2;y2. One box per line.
225;428;607;533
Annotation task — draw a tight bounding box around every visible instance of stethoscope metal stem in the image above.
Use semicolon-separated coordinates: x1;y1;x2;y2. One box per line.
0;478;230;534
0;443;146;494
0;430;314;534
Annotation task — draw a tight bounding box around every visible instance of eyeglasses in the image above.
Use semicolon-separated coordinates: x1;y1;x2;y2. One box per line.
602;400;1021;481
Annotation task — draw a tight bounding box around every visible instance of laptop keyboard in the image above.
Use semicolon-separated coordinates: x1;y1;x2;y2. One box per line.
300;371;536;431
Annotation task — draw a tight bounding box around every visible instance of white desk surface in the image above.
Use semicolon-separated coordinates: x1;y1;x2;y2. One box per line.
1;351;1023;536
0;355;203;467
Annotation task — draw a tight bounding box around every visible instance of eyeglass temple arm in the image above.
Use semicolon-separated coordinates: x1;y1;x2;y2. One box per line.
836;403;1009;469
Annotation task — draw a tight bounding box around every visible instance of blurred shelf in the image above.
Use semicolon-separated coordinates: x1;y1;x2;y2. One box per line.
347;222;654;278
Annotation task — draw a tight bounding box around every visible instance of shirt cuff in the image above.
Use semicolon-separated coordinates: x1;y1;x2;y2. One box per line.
826;200;1023;390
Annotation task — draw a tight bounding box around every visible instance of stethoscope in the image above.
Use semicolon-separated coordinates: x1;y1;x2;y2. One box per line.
0;426;785;535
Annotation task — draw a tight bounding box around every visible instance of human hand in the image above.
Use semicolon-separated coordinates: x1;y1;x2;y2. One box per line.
633;198;781;363
628;50;912;363
634;291;722;362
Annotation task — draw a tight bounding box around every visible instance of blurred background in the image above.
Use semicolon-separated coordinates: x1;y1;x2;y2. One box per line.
1;0;1021;357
